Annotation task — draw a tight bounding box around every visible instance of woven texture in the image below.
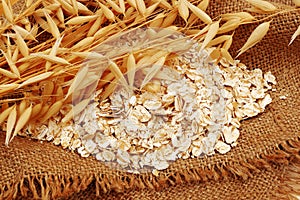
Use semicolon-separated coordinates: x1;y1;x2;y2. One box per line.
1;0;300;199
66;166;284;200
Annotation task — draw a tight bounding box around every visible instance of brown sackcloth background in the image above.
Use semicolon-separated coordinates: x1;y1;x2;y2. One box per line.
1;0;300;199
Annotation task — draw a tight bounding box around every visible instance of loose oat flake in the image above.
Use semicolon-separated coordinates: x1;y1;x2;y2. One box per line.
33;28;276;173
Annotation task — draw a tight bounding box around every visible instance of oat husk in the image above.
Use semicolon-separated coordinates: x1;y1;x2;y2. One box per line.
0;0;300;199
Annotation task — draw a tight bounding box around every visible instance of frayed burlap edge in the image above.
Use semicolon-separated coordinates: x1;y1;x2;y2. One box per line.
273;151;300;200
1;135;299;200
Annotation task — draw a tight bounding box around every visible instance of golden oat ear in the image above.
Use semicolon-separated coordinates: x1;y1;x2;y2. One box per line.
5;105;17;146
39;100;63;123
11;104;32;142
18;72;54;89
99;3;115;22
178;0;189;23
14;31;29;57
140;56;166;90
201;20;220;50
1;49;20;79
2;0;14;23
43;10;60;39
246;0;278;13
236;21;271;58
126;53;137;89
185;0;212;24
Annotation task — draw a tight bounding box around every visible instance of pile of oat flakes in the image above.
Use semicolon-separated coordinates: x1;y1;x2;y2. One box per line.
28;29;276;173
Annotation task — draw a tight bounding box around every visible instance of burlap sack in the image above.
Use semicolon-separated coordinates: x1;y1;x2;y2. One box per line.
1;0;300;199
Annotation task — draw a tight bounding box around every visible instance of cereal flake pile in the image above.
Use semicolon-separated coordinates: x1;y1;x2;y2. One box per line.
27;36;276;172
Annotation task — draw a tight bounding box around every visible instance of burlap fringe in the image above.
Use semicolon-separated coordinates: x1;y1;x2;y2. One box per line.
272;139;300;200
0;137;299;199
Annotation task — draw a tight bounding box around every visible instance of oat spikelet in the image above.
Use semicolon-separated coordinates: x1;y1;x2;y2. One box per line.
5;105;17;146
1;50;20;78
99;3;115;21
127;53;136;88
246;0;277;12
40;100;63;123
32;53;70;65
101;79;118;100
12;47;18;62
56;7;64;23
135;0;146;16
223;33;233;50
149;14;164;27
218;19;241;34
207;35;232;48
127;0;137;9
0;83;18;91
66;15;98;25
14;31;29;57
0;68;18;79
18;72;54;89
161;10;178;27
38;104;50;119
221;48;234;65
46;36;64;71
2;0;14;23
88;16;103;37
289;25;300;45
65;66;89;100
198;0;209;11
56;0;75;15
70;0;78;15
31;103;42;119
43;10;60;39
145;2;159;16
0;106;14;125
119;0;126;13
140;56;166;89
72;37;94;49
62;98;90;123
106;0;122;13
185;0;212;24
187;0;210;25
13;25;36;41
293;0;300;6
77;1;93;15
12;104;32;141
178;0;189;22
201;20;219;50
108;61;128;88
18;100;27;116
221;12;255;22
236;21;271;58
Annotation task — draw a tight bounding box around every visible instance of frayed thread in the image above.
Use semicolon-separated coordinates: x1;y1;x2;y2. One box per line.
1;137;299;199
273;159;300;200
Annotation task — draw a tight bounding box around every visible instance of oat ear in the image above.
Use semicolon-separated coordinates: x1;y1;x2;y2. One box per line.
178;0;189;22
236;21;271;58
11;105;33;142
18;72;54;89
5;105;17;146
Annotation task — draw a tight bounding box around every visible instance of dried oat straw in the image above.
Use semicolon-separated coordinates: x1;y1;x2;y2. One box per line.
32;28;275;173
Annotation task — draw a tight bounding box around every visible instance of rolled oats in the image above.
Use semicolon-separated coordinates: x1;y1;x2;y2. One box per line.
23;28;276;173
